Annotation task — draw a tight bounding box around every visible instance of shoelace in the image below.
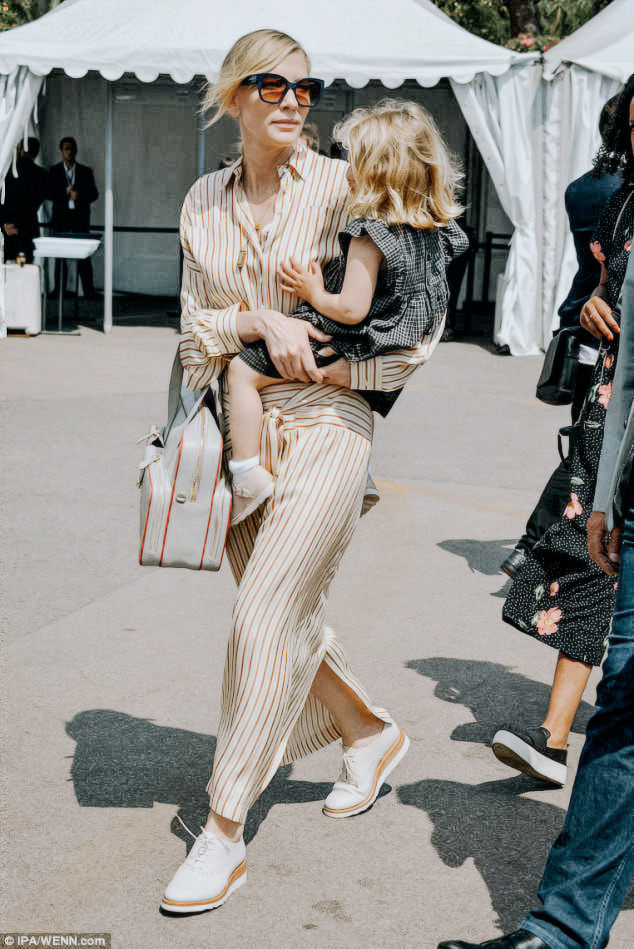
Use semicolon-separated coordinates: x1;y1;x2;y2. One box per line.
176;815;229;866
338;749;364;788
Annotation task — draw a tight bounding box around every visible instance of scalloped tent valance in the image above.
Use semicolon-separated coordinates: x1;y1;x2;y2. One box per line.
0;0;530;87
0;0;543;352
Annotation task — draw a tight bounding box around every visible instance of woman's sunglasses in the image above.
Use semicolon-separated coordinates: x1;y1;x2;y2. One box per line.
240;73;324;109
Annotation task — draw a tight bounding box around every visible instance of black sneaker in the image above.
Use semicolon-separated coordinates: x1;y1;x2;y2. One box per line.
500;547;527;579
491;726;567;787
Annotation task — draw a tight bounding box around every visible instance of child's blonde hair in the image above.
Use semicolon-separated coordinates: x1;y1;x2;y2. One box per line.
202;29;310;128
334;99;463;229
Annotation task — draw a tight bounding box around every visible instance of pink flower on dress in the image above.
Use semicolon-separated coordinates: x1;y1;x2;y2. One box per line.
598;381;613;410
604;353;614;370
564;493;583;519
590;241;606;263
520;34;536;47
536;607;562;636
550;582;559;596
625;239;632;253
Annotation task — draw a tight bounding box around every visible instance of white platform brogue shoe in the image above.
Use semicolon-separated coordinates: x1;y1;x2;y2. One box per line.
323;716;410;819
160;827;246;914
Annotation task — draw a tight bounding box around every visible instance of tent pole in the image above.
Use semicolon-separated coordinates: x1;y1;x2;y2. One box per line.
104;82;114;333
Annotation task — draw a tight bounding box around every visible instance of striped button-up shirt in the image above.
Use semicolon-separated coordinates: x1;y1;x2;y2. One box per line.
179;144;434;393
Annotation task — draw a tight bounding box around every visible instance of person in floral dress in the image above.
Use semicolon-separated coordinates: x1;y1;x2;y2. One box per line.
495;75;634;788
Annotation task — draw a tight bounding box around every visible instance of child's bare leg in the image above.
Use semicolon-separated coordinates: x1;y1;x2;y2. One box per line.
226;357;282;526
226;356;279;461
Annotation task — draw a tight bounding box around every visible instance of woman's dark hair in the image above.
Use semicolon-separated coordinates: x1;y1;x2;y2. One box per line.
593;73;634;185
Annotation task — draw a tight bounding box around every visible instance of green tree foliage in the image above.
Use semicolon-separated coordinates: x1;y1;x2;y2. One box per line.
434;1;510;45
435;0;616;49
1;0;60;31
538;0;613;37
0;0;618;43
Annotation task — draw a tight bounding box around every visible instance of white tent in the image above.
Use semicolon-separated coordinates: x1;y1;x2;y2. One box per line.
541;0;633;342
0;0;540;350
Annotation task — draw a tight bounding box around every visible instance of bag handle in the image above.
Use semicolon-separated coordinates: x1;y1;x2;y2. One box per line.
165;348;209;438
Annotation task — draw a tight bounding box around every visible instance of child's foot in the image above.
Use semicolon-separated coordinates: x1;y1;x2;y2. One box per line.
231;464;275;526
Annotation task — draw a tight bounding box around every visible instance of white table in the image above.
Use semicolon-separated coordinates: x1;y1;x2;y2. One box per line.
33;236;101;335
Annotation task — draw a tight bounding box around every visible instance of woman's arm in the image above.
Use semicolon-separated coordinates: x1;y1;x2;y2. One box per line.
279;236;382;325
238;308;331;382
180;193;330;387
179;193;249;388
321;333;444;391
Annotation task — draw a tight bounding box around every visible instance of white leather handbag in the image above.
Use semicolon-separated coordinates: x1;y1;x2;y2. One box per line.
137;352;232;570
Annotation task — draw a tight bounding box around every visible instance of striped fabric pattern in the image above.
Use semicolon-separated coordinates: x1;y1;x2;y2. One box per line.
178;145;437;395
177;147;417;824
210;411;377;823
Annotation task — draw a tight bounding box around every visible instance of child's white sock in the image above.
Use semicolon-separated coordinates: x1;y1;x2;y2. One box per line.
229;456;259;486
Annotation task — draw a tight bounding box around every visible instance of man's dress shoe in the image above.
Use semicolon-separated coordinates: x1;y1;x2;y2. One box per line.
438;928;551;949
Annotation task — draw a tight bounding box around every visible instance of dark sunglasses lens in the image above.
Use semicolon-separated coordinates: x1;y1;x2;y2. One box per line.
259;77;288;102
295;81;321;106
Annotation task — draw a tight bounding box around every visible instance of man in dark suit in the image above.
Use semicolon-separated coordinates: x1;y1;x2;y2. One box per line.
0;137;49;263
49;136;99;298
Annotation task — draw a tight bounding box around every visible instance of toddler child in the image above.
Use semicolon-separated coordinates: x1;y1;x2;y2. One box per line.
226;99;467;524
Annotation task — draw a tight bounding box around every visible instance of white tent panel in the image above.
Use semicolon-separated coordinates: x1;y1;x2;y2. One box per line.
452;62;544;354
0;0;527;86
541;68;622;340
0;0;536;345
543;0;634;83
0;66;43;338
541;0;633;341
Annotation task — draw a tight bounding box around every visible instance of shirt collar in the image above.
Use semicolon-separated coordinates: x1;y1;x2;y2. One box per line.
224;141;314;189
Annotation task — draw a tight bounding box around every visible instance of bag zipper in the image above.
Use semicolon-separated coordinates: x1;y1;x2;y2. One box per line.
190;410;206;502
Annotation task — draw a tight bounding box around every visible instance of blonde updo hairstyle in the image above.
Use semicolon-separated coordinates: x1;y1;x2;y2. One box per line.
202;29;310;128
334;100;463;229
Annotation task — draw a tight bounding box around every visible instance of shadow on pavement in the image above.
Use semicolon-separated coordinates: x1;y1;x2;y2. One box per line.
403;659;634;930
398;774;566;933
438;539;518;577
66;709;332;846
406;658;594;745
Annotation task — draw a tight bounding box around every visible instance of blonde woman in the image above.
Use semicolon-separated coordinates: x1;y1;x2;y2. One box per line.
161;29;462;915
226;100;468;522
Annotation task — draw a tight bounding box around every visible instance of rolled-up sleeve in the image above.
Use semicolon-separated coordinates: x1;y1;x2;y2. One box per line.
178;191;244;389
349;317;445;392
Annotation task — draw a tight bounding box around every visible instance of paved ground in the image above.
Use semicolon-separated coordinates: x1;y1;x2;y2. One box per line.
1;325;632;949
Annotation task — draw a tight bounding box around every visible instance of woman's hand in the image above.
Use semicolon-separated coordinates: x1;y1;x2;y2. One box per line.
587;511;622;575
261;310;331;382
580;295;620;341
319;356;351;387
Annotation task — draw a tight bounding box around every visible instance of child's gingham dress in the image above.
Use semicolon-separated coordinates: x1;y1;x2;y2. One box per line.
240;216;467;415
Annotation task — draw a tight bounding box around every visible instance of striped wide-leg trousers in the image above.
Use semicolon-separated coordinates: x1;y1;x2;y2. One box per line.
207;385;379;825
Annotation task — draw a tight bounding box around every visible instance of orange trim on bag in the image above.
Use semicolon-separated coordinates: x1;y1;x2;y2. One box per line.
160;433;185;565
199;448;223;569
139;464;154;562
